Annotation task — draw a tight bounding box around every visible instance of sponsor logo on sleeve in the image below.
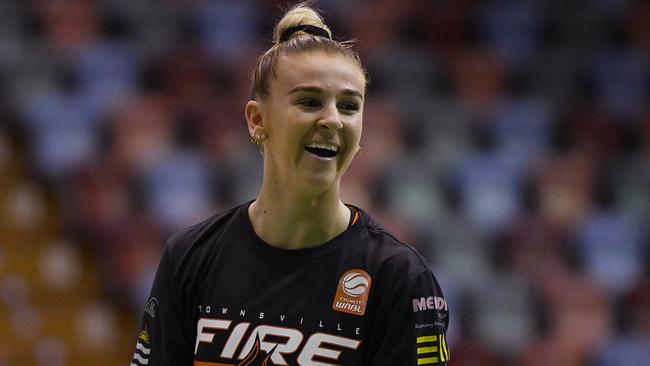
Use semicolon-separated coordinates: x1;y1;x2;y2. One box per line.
332;269;372;316
132;299;155;366
412;296;448;313
131;326;151;366
145;297;158;318
139;328;150;344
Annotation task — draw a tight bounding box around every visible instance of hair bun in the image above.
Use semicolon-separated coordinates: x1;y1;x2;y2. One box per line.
274;3;333;45
279;24;331;42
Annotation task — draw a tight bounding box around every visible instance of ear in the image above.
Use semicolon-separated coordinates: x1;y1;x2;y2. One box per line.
245;100;264;135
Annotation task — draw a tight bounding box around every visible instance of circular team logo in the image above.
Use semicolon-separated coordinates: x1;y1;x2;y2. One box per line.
333;269;372;316
342;271;370;297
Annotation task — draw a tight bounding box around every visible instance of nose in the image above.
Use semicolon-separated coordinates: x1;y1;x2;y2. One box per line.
317;102;343;130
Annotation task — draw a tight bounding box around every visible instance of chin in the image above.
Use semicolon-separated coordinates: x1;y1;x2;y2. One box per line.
300;171;340;194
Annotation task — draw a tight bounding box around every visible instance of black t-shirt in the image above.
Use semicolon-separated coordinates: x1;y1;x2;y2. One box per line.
131;202;450;366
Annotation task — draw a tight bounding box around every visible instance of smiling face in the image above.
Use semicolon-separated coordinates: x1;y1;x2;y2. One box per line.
246;51;366;196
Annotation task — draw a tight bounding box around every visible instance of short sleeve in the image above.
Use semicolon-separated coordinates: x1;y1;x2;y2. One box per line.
130;242;194;366
367;270;450;365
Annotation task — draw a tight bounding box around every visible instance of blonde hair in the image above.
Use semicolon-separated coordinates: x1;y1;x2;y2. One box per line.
273;3;333;44
251;2;366;100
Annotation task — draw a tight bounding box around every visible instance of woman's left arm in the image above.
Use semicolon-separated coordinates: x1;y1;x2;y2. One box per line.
366;270;451;366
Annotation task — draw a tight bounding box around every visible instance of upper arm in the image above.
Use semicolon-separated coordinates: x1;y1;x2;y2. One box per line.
367;270;450;366
131;241;195;366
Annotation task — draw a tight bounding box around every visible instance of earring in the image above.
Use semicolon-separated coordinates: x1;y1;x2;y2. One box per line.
250;134;260;145
250;132;264;146
356;146;362;154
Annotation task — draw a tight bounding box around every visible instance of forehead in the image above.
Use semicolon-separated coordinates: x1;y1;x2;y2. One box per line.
273;52;366;95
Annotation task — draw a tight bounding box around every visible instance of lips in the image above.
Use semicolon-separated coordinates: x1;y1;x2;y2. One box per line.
304;142;339;158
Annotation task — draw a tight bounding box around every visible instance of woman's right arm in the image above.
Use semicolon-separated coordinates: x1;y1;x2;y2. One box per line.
130;241;194;366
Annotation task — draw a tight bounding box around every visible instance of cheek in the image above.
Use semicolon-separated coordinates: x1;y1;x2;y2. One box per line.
347;117;363;144
266;109;295;140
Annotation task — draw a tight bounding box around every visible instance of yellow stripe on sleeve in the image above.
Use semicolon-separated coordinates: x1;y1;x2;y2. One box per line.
417;335;438;343
417;356;439;364
440;334;449;361
417;346;438;354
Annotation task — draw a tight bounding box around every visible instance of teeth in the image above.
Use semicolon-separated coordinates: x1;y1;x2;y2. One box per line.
305;143;339;152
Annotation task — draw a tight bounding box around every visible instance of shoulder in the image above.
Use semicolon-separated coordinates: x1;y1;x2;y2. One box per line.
356;208;431;282
355;208;449;316
163;203;245;271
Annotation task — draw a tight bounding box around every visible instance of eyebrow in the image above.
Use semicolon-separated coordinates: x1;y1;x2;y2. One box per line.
288;86;364;99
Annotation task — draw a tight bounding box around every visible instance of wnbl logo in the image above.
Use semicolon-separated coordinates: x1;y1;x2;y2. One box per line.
332;269;372;316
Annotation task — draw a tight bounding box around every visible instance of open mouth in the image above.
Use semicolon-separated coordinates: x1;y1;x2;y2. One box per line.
304;143;339;158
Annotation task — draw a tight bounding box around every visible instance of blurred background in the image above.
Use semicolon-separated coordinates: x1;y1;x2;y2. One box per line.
0;0;648;365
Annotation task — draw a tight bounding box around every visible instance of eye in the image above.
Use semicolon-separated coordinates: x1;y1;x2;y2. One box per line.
338;101;360;114
297;98;322;109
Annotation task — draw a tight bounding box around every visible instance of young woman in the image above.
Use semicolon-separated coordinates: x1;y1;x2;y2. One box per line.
132;4;449;366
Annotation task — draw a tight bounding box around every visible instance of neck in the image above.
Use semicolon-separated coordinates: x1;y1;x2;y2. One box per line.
249;182;351;250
